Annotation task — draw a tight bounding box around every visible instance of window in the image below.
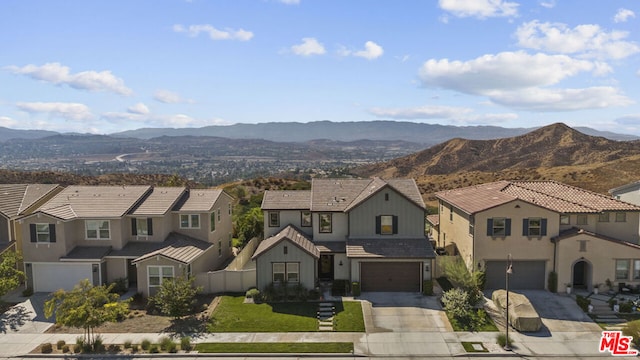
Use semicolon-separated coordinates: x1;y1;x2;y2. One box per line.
319;213;332;233
449;205;453;221
273;263;285;282
598;213;610;222
286;263;299;283
268;212;280;227
560;214;570;225
634;260;640;279
35;224;51;242
577;214;588;225
376;215;396;235
272;262;299;283
487;218;510;236
616;260;630;280
218;240;222;256
523;218;547;236
210;212;216;232
301;211;312;227
132;218;152;236
218;208;221;221
228;203;232;215
616;212;627;222
86;220;110;240
579;240;587;252
180;214;200;229
148;266;174;288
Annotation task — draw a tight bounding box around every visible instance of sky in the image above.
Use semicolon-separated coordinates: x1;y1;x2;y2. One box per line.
1;0;640;135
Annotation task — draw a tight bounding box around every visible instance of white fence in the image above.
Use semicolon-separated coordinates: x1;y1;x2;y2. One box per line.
195;237;258;293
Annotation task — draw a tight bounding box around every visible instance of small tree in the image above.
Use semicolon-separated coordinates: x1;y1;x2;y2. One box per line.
441;257;483;305
235;207;263;244
0;250;24;298
152;276;202;319
44;280;130;347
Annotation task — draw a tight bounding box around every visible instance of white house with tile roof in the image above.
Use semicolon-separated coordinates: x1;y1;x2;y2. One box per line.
435;180;640;293
257;178;435;293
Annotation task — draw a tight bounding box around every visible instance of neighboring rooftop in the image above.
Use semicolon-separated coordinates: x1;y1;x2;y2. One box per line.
0;184;61;218
261;190;311;210
436;180;640;215
130;187;186;216
252;225;320;260
175;188;224;212
609;180;640;195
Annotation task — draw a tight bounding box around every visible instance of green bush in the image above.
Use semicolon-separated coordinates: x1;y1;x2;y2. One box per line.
180;337;192;352
56;340;66;349
620;301;634;313
62;345;70;353
41;343;53;354
496;333;513;347
110;277;128;294
149;345;159;354
123;340;132;349
73;344;81;353
422;280;433;296
623;320;640;347
473;271;486;291
576;295;591;312
140;339;151;351
159;336;173;351
609;299;618;310
548;271;558;293
246;288;260;301
352;282;361;296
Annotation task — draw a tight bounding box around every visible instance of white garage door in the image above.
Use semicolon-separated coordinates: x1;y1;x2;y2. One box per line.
32;263;93;292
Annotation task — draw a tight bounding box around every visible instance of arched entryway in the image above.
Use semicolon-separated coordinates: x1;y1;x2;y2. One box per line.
572;259;592;290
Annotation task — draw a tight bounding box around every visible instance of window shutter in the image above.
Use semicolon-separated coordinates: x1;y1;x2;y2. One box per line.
147;218;153;236
541;218;547;236
392;216;398;234
375;216;381;234
30;224;36;243
522;218;529;236
131;218;137;236
49;224;56;243
505;219;512;236
486;219;493;236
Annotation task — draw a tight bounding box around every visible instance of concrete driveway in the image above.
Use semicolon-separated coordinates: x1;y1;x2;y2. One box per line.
0;292;53;334
358;292;452;332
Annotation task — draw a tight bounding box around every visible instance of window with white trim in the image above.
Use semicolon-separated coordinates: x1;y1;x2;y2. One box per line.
634;260;640;280
527;218;542;236
273;263;285;283
35;224;51;242
135;218;149;235
491;218;506;236
616;259;630;280
272;262;299;283
86;220;110;240
286;263;299;283
148;266;174;288
180;214;200;229
560;214;570;225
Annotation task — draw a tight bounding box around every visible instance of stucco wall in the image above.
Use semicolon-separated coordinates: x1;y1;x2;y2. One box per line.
105;257;127;284
21;215;70;262
135;256;184;297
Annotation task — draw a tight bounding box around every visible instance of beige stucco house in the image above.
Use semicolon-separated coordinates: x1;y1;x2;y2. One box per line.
18;185;234;296
254;178;435;292
610;180;640;206
435;180;640;293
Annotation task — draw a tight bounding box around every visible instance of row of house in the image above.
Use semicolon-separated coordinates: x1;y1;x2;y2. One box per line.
2;177;640;297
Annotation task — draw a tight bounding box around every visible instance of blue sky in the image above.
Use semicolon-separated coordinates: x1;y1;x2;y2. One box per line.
1;0;639;135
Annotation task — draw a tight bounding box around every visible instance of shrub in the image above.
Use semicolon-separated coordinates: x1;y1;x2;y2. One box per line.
149;345;159;354
608;299;618;310
73;344;81;353
473;271;486;291
110;277;128;294
159;336;173;351
442;288;471;320
246;288;260;301
620;301;634;313
92;335;105;353
422;280;433;296
41;343;53;354
130;344;139;353
22;287;33;297
56;340;66;349
167;342;178;353
308;288;321;300
123;340;132;349
180;336;192;352
152;276;201;318
352;282;361;296
623;320;640;347
576;295;591;312
496;333;513;347
292;283;308;301
62;345;70;353
548;271;558;293
140;339;151;351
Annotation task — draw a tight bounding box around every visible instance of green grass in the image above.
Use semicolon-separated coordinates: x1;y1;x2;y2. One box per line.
334;301;365;332
195;342;353;353
461;342;488;353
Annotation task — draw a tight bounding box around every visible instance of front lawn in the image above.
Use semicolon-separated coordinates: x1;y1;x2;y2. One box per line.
446;309;499;332
195;342;353;353
208;296;365;332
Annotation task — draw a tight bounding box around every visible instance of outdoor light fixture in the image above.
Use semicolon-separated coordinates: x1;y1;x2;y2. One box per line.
339;260;343;266
505;254;513;351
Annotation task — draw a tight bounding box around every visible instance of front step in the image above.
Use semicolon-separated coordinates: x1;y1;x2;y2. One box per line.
317;302;336;331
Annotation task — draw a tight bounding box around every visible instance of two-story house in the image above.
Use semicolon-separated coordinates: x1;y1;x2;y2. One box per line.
435;180;640;293
252;178;435;292
610;180;640;206
19;185;234;296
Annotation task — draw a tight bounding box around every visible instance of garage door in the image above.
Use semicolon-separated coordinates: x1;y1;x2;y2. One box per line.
360;262;421;292
32;263;93;292
485;260;546;290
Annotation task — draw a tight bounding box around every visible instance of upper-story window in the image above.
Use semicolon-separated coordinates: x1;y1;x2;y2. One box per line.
210;212;216;232
319;213;332;233
301;211;312;227
30;223;56;243
598;213;610;222
487;218;511;237
268;212;280;227
218;208;221;221
523;218;547;236
616;212;627;222
560;214;570;225
132;218;153;236
180;214;200;229
577;214;588;225
449;205;453;221
86;220;110;240
376;215;397;235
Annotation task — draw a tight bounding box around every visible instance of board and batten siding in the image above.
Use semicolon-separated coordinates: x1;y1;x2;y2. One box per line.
313;212;348;241
348;189;425;238
264;210;312;238
255;239;317;291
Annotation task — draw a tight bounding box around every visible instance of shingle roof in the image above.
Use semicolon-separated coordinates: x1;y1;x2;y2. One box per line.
175;189;224;212
436;180;640;215
0;184;60;218
61;246;112;261
346;237;435;258
131;187;186;216
38;185;152;219
131;232;213;264
252;225;320;260
311;178;425;212
261;190;311;210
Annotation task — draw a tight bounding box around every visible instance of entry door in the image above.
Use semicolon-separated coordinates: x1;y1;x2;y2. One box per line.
127;259;138;287
318;255;334;280
573;261;588;288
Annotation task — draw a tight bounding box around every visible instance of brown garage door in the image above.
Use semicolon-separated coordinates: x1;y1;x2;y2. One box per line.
360;262;421;292
485;260;546;290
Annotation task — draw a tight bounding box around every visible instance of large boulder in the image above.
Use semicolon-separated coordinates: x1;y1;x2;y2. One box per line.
492;290;542;332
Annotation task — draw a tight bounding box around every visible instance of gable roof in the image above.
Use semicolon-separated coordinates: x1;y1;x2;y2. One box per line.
609;180;640;195
174;189;224;212
261;190;311;210
37;185;152;220
552;227;640;251
131;232;213;264
436;180;640;215
0;184;61;218
130;187;186;216
252;225;320;260
310;178;425;212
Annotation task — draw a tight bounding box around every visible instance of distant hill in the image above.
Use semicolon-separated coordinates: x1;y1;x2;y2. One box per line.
0;126;58;142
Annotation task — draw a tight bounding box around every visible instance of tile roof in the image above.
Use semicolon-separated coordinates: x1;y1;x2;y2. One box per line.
131;187;186;216
131;232;213;264
261;190;311;210
175;189;224;212
426;214;439;226
552;227;640;250
38;185;152;220
346;237;435;258
311;178;425;212
252;225;320;260
436;180;640;215
0;184;60;218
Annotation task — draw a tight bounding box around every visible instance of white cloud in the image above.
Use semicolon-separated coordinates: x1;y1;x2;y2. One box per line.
614;8;635;23
291;38;326;56
173;24;253;41
127;103;149;115
102;111;228;128
16;102;93;121
515;20;640;60
279;0;300;4
369;105;473;119
489;86;633;111
350;41;384;60
5;63;132;95
153;89;194;104
438;0;519;19
616;114;640;125
539;0;556;9
0;116;18;127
